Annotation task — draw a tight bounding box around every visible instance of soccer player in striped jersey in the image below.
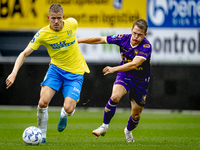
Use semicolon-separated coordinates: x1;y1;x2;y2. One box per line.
6;4;90;143
78;19;152;142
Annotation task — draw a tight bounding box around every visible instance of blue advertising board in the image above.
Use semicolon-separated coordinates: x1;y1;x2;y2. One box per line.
147;0;200;28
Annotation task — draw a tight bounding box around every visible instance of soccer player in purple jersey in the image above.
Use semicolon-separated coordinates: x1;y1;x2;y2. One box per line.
78;19;152;143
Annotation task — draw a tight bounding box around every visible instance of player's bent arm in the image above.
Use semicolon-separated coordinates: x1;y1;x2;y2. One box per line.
6;46;34;89
103;57;145;75
77;36;106;44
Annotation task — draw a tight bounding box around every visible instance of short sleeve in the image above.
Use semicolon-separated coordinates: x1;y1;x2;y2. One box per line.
136;44;152;59
106;34;124;46
66;17;78;30
28;31;42;50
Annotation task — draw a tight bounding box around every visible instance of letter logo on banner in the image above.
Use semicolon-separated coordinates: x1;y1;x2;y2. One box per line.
0;0;37;18
148;0;168;26
148;0;200;27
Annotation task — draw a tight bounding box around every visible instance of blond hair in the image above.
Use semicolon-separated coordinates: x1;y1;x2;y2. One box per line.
49;4;63;14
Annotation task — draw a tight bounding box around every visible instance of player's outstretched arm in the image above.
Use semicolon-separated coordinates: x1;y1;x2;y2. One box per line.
77;36;106;44
6;46;34;89
103;57;145;76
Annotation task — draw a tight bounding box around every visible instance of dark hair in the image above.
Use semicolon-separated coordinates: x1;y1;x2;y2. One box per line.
49;4;63;14
132;19;148;33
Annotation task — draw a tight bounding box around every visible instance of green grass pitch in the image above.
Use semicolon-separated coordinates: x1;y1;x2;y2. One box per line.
0;107;200;150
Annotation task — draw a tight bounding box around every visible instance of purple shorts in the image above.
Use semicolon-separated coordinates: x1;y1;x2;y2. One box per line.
114;72;149;107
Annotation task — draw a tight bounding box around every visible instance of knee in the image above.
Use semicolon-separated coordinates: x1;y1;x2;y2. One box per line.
38;93;51;108
64;106;74;114
132;113;141;121
38;100;48;108
110;94;121;103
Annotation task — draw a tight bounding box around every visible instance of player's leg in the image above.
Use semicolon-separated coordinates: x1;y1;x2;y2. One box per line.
92;84;127;137
124;84;147;143
129;100;144;130
104;84;127;125
57;97;77;132
37;86;56;143
37;64;63;143
57;72;83;132
124;100;144;142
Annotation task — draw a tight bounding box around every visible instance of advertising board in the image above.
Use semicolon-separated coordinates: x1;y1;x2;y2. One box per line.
147;0;200;64
0;0;146;29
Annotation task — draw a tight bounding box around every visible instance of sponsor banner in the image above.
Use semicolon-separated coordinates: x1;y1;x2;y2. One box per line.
148;0;200;28
77;28;200;64
0;0;146;30
1;27;199;65
147;29;200;64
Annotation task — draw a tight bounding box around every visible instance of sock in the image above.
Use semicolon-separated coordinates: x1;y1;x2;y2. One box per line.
37;105;48;138
126;116;140;131
124;127;130;134
60;107;75;118
103;99;118;124
102;123;109;130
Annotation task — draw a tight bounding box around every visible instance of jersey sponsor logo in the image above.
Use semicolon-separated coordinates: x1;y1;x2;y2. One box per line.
118;34;123;38
49;40;75;50
148;0;200;28
143;44;150;48
111;35;118;38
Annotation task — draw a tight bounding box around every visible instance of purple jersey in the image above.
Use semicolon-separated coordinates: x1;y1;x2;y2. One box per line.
106;34;152;82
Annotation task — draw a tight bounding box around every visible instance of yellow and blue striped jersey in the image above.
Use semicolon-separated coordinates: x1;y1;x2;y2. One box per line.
28;17;90;75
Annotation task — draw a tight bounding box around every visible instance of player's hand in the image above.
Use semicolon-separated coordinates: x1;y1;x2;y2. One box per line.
6;72;16;89
103;66;115;75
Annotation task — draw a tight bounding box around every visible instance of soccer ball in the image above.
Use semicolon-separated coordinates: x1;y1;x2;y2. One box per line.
22;126;42;145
